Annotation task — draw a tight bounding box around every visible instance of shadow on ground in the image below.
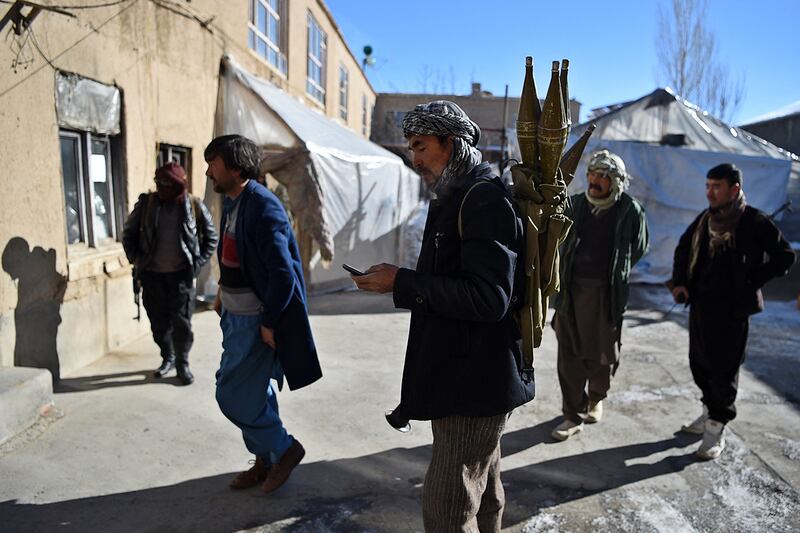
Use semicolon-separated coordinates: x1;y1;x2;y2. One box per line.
0;422;700;533
54;370;185;393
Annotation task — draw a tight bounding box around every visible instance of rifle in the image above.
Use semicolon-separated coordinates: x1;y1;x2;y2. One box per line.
132;266;141;321
770;200;792;219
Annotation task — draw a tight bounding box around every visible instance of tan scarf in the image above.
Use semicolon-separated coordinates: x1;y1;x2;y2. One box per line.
687;190;747;280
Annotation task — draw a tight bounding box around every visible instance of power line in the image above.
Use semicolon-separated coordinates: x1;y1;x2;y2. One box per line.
1;0;131;9
0;0;139;99
27;24;56;70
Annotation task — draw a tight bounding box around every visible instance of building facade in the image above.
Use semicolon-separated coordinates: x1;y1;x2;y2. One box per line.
0;0;374;377
371;83;581;166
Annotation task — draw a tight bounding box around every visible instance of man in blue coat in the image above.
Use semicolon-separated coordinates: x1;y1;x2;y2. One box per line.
204;135;322;493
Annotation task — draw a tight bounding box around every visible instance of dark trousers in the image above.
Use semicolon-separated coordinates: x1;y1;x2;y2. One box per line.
689;296;749;424
423;414;507;533
140;269;195;361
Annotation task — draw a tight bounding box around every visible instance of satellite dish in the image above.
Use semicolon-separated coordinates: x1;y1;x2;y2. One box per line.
362;45;375;70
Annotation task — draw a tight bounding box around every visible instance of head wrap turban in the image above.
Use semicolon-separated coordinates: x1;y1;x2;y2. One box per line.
585;149;629;214
155;161;188;203
402;100;483;195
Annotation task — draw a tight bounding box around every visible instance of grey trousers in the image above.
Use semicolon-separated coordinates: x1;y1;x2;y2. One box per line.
423;413;508;533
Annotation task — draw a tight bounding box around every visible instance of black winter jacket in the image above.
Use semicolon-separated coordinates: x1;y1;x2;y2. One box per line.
392;163;535;420
672;205;795;317
122;192;218;276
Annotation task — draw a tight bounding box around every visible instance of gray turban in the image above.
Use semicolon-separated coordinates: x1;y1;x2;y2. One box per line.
402;101;483;193
402;100;481;146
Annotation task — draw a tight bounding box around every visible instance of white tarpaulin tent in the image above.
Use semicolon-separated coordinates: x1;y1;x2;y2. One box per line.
206;56;421;293
567;87;795;283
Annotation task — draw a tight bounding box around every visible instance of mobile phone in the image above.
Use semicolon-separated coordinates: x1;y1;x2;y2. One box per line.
342;263;366;276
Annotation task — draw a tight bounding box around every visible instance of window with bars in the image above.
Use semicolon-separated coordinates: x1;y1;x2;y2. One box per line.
306;12;327;104
156;143;192;188
248;0;287;75
338;65;349;121
59;130;123;246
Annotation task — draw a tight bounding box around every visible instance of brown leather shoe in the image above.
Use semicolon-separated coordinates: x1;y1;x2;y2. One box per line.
229;457;270;489
261;439;305;493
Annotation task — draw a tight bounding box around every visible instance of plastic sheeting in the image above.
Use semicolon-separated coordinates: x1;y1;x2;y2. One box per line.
55;71;121;135
566;88;793;283
211;56;421;292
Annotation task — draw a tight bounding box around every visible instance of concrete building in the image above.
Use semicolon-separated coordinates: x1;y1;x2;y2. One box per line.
740;102;800;242
371;82;581;166
0;0;375;379
741;101;800;157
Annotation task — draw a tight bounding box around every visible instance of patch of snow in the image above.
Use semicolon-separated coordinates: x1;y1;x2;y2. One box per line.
764;432;800;460
611;384;695;406
625;490;698;533
522;512;561;533
706;435;800;531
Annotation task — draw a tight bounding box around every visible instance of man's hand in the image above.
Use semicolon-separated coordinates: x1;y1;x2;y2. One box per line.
214;289;222;316
672;286;689;304
352;263;399;294
260;325;276;349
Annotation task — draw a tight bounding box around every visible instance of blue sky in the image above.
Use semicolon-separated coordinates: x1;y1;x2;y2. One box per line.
326;0;799;124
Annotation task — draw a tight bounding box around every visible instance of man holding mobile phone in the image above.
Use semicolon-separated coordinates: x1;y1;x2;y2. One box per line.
353;101;533;531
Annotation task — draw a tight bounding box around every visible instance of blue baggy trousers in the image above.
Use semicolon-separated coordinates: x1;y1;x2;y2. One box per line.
215;309;292;463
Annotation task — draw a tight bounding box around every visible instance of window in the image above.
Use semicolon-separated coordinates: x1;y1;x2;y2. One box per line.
338;65;349;120
248;0;287;75
306;12;327;104
361;94;369;136
59;130;122;246
157;143;192;187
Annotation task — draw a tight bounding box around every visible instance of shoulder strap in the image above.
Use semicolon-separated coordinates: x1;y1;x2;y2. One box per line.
189;194;199;225
457;179;506;239
139;192;155;234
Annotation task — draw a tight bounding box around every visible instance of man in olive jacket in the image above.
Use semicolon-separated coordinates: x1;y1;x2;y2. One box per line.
672;163;794;460
550;150;649;441
354;101;533;532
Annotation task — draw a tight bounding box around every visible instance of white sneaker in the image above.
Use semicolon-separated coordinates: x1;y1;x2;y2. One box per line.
681;406;708;435
585;400;603;423
551;419;584;441
696;419;726;460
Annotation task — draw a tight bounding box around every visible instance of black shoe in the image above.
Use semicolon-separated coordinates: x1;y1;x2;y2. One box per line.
176;362;194;385
154;358;175;378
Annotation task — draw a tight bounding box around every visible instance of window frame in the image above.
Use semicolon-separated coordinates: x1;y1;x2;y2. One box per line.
361;93;368;136
156;143;192;189
338;64;349;121
59;128;121;248
306;11;327;105
248;0;287;76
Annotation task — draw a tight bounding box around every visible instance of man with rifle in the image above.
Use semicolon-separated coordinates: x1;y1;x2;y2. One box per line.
123;162;218;385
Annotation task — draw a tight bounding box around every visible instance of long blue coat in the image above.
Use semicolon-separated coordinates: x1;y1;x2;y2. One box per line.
218;180;322;390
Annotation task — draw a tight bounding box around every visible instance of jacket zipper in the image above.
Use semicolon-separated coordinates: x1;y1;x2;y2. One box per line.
433;232;444;274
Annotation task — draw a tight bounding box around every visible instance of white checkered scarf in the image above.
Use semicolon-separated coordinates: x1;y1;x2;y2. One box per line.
402;101;483;195
584;149;630;215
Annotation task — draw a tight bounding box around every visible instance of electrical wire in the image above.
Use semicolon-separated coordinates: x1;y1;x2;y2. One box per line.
0;0;132;9
0;0;139;99
27;24;56;70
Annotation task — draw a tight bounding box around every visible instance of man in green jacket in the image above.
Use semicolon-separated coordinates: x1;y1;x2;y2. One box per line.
550;150;649;441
